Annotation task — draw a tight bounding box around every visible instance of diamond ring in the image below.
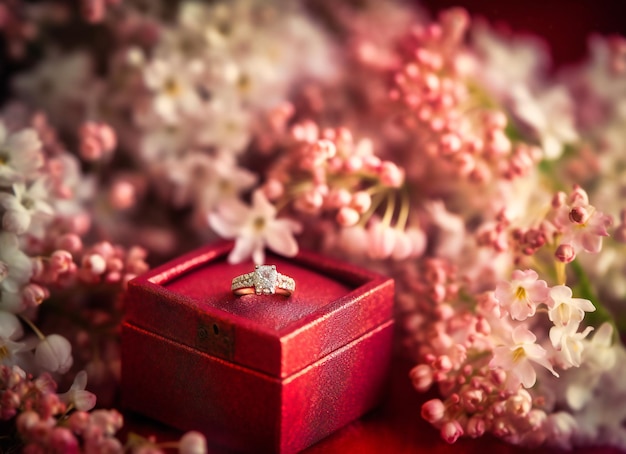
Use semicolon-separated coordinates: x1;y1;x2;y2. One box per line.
231;265;295;296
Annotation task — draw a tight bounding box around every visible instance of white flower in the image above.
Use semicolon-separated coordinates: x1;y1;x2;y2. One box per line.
490;325;558;388
0;311;26;367
165;151;257;210
547;285;595;327
0;311;23;340
198;98;251;154
424;200;466;259
0;181;54;235
49;154;95;217
0;232;32;311
197;152;257;212
581;322;616;371
13;52;94;126
511;86;578;160
562;323;616;411
549;322;594;368
208;190;301;264
544;412;578;450
566;344;626;447
58;370;97;411
471;21;548;98
137;116;196;161
35;334;73;374
0;122;43;184
579;36;626;105
143;58;203;124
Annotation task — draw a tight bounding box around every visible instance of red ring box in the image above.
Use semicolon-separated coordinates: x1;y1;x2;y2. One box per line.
121;241;394;453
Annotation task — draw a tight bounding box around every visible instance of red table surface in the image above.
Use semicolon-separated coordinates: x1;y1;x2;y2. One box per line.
123;353;623;454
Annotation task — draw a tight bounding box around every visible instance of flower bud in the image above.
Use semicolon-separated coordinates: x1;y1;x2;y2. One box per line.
55;234;83;253
568;206;590;224
67;411;90;434
16;410;40;434
440;420;463;444
551;191;566;208
421;398;445;423
179;431;208;454
49;427;79;454
83;254;107;275
409;364;433;392
109;181;136;210
555;243;575;263
50;250;73;274
336;207;359;227
89;409;123;436
379;161;405;187
314;139;336;159
262;179;284;201
35;334;73;374
22;283;48;308
81;0;106;23
326;188;351;208
461;388;484;412
350;191;371;214
466;415;485;438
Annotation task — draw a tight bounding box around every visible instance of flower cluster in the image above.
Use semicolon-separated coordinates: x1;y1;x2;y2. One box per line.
0;364;206;453
103;0;335;224
401;257;613;447
2;0;626;451
258;121;426;261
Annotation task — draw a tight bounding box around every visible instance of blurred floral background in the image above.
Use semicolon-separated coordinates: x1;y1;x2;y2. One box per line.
0;0;626;452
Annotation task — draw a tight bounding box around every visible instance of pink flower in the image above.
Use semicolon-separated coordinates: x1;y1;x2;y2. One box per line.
489;325;558;388
179;431;207;454
208;190;301;264
547;285;595;327
494;269;549;320
562;209;612;254
553;187;612;255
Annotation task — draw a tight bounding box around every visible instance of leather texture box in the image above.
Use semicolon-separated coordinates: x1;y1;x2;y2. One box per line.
121;241;394;453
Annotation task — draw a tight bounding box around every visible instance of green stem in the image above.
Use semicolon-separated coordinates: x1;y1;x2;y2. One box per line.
155;441;180;449
381;190;396;227
364;183;385;195
395;186;410;231
18;315;46;341
570;259;616;331
555;261;566;286
357;191;386;228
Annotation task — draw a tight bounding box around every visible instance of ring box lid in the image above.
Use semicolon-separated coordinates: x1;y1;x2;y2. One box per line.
125;241;394;378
